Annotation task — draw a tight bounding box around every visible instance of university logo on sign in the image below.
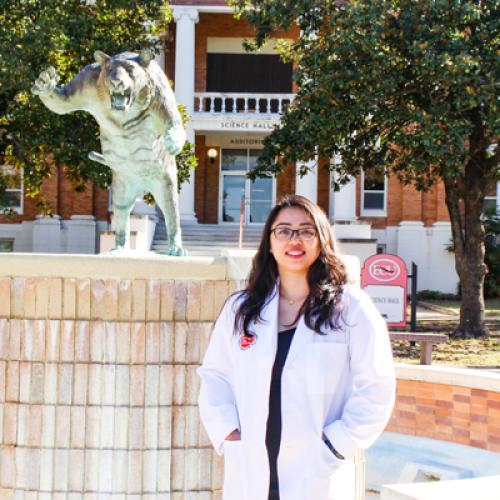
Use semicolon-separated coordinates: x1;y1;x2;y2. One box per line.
361;254;408;327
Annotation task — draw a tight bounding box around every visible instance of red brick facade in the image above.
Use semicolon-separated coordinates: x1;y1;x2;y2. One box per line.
0;165;109;225
360;176;449;229
387;378;500;452
194;135;221;224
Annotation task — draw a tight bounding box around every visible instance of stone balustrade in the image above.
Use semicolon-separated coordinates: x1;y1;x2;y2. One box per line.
194;92;295;115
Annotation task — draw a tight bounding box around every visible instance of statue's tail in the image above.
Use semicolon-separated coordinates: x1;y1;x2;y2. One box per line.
88;151;108;166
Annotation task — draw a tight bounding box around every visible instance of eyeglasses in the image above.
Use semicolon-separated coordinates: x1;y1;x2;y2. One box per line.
270;226;317;241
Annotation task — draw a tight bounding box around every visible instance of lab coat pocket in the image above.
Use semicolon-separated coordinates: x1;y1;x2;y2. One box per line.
320;438;346;468
223;440;244;500
307;343;348;394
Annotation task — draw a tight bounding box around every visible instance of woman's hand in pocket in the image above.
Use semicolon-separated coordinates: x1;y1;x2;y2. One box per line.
225;429;241;441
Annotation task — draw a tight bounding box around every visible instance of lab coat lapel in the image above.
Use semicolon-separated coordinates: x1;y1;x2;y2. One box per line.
285;315;313;365
251;283;279;352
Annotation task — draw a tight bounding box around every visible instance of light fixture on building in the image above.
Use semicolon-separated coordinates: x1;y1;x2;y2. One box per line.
207;148;218;164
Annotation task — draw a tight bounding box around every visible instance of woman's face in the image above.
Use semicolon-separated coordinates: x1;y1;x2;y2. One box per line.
269;207;321;277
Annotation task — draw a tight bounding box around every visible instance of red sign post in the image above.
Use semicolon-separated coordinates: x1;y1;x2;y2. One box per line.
361;254;408;328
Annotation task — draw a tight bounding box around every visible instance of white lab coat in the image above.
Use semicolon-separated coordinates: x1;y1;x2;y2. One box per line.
198;284;395;500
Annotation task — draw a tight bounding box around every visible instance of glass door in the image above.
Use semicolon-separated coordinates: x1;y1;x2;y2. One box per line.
219;148;275;224
222;174;245;223
249;177;273;223
248;150;273;223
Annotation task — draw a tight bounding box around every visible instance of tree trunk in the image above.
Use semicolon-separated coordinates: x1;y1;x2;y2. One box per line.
443;122;490;338
457;264;488;338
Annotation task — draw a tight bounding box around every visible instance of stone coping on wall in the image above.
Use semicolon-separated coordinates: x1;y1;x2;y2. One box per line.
0;251;361;283
395;363;500;392
0;253;228;280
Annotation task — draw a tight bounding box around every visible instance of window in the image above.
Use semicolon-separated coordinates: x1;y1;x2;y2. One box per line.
0;165;23;214
483;182;499;215
0;239;14;252
361;169;387;216
207;54;293;94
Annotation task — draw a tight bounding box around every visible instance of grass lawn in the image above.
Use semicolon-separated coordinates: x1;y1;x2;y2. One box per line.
422;298;500;317
392;335;500;367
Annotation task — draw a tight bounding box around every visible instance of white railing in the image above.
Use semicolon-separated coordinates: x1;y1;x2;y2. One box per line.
194;92;295;115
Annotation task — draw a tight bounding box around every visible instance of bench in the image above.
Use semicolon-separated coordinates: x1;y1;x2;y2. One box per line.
389;332;449;365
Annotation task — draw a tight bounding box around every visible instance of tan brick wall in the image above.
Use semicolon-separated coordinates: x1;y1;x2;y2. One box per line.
387;379;500;452
0;275;245;496
0;270;497;497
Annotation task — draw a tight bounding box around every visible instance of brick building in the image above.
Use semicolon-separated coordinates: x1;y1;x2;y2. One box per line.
2;1;497;292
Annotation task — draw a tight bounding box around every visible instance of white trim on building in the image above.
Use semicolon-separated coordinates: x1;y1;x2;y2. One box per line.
207;37;281;54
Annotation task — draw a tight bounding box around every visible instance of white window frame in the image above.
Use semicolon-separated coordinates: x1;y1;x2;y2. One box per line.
483;181;500;215
1;165;24;215
360;169;387;217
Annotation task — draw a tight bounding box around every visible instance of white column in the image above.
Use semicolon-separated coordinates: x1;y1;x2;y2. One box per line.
173;7;199;222
295;159;317;203
496;181;500;212
329;155;357;220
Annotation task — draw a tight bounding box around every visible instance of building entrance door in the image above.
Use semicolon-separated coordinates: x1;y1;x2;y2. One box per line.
220;149;274;224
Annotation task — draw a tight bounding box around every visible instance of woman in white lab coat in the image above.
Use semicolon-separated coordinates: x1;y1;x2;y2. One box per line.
198;195;395;500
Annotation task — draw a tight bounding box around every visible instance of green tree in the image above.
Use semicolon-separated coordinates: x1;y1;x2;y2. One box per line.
0;0;195;211
230;0;499;338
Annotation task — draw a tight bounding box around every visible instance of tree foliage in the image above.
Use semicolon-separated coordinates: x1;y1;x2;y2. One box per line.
0;0;195;209
231;0;497;184
230;0;499;337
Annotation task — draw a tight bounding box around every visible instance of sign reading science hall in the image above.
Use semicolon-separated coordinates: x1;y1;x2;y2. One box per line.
192;116;280;132
361;254;408;328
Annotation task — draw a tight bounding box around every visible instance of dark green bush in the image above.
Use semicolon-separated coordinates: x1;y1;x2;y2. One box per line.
484;207;500;299
417;290;461;301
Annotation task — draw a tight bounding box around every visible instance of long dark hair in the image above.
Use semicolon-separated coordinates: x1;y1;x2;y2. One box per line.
235;195;348;335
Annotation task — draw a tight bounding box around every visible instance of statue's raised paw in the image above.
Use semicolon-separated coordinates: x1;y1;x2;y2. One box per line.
32;67;60;95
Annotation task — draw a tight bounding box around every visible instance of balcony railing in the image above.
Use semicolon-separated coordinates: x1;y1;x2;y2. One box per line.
194;92;295;115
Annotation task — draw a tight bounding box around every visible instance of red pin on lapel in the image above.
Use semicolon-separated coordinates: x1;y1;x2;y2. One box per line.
240;332;257;350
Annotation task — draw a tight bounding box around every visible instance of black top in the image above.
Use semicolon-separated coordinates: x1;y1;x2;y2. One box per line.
265;327;296;500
